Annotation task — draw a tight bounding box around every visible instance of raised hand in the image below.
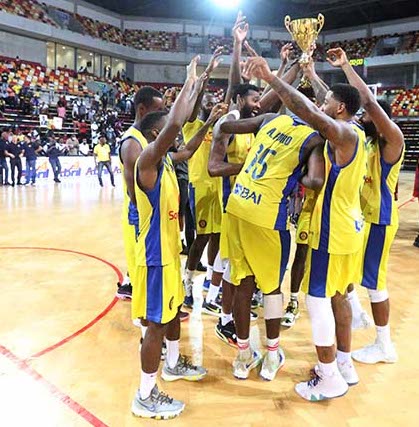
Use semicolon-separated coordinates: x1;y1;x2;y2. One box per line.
187;55;200;81
206;46;224;74
300;59;316;79
280;42;293;63
207;103;229;124
193;71;209;96
243;40;258;57
242;57;273;82
232;10;249;43
326;48;349;68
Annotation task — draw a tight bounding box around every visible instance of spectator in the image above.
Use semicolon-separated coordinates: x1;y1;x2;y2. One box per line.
0;131;12;185
66;135;79;155
48;81;55;104
47;137;66;183
93;135;114;187
39;101;49;115
57;101;66;119
78;119;88;141
79;138;90;156
101;92;108;110
79;99;87;120
72;99;80;119
7;134;24;186
31;94;40;116
1;68;9;93
23;135;42;186
91;120;99;145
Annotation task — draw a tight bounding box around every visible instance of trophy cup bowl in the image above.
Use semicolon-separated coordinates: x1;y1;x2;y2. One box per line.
284;14;325;87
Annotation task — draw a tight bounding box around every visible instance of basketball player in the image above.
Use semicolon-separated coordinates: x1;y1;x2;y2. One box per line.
131;57;215;419
241;55;366;399
327;47;405;364
219;91;325;382
182;47;224;305
117;86;163;305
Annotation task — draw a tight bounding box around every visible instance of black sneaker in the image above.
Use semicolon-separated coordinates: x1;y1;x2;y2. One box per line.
116;282;132;300
202;300;221;317
215;319;237;348
197;262;207;272
140;338;167;360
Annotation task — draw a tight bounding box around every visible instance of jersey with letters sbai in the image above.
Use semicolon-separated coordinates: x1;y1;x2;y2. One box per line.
226;114;319;230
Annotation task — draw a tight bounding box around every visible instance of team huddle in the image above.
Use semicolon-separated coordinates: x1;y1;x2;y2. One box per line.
118;13;405;420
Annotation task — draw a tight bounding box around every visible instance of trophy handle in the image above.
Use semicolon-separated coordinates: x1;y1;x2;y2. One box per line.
316;13;325;35
284;15;292;35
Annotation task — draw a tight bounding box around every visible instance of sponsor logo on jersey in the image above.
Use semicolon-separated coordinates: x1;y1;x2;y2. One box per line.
232;183;262;205
169;210;179;220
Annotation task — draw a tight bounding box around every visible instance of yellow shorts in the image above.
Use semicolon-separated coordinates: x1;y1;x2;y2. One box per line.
189;181;222;235
359;222;398;291
132;256;184;324
296;209;311;245
122;216;137;282
219;213;229;259
301;247;362;298
225;213;291;294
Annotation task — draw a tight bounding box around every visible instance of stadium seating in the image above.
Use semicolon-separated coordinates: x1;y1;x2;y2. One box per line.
124;30;182;52
391;87;419;117
0;0;57;26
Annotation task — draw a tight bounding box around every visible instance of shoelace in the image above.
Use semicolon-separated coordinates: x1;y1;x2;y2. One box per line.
152;390;173;405
177;355;198;373
307;373;322;388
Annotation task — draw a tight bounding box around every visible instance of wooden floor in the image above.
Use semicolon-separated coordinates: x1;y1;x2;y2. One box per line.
0;172;418;427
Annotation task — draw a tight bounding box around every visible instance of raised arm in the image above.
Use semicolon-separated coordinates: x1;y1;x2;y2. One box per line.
243;56;356;148
138;58;206;190
301;60;329;105
172;103;227;163
224;11;248;106
220;112;276;135
327;47;404;164
188;47;223;122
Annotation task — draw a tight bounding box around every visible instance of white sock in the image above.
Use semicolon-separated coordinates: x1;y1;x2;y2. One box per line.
347;288;363;318
291;292;299;302
221;311;233;326
318;359;338;377
206;265;213;281
122;274;130;286
336;350;351;364
139;371;157;400
185;269;195;282
205;284;219;303
140;325;148;339
166;339;180;369
376;324;391;346
237;337;250;358
266;337;279;361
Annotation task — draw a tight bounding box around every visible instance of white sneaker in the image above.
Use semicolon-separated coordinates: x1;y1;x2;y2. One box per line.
295;370;348;402
352;340;398;364
260;347;285;381
352;311;373;330
313;360;359;386
233;350;262;380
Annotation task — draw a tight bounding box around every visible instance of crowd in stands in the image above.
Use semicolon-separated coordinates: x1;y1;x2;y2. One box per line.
2;0;418;60
391;87;419;117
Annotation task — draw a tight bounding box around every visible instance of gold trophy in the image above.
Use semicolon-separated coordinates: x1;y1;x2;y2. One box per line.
284;13;325;87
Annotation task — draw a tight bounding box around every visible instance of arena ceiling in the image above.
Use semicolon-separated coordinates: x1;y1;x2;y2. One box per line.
84;0;418;30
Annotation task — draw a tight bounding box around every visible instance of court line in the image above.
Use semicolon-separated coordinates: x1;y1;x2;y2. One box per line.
0;246;123;359
0;344;109;427
398;197;416;210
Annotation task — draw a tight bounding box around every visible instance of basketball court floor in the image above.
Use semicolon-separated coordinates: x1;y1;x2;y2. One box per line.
1;171;418;427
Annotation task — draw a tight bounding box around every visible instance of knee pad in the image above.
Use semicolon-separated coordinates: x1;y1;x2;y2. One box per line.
305;295;335;347
368;288;389;304
213;251;225;274
263;293;284;320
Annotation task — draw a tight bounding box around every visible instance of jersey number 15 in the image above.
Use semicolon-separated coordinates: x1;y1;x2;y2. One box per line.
245;144;277;180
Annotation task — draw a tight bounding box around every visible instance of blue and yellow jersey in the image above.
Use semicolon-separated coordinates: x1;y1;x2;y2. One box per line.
134;154;182;267
222;132;255;211
361;139;404;227
182;118;214;184
119;126;148;222
226;114;320;230
309;122;367;255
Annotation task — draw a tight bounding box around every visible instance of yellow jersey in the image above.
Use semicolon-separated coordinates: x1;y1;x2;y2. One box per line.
226;114;320;230
119;126;148;222
360;139;404;226
134;154;181;266
309;122;367;255
182;118;214;184
94;143;111;162
222;132;255;211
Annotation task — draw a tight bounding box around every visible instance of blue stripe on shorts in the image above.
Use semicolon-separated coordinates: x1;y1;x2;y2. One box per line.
308;248;330;298
362;224;386;290
279;230;291;285
146;265;163;323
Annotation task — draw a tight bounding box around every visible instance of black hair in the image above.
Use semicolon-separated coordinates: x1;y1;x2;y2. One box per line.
232;83;260;103
330;83;361;116
139;111;169;139
377;99;392;118
134;86;163;110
